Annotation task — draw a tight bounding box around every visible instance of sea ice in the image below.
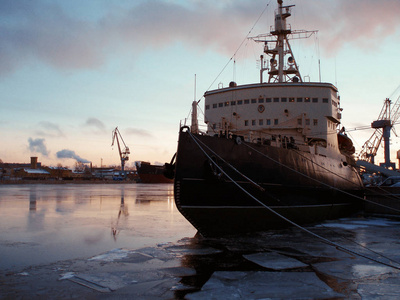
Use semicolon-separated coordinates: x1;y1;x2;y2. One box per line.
88;248;129;262
243;252;308;270
185;271;343;299
312;257;395;280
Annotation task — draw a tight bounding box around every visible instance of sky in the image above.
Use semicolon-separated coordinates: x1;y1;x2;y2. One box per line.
1;0;400;169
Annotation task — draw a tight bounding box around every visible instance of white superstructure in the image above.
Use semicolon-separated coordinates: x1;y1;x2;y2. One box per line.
203;0;344;159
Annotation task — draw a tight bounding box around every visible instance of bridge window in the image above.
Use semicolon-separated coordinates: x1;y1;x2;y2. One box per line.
266;119;271;125
213;103;217;108
312;98;318;103
273;98;279;103
313;119;318;126
219;103;223;107
237;100;243;105
244;99;250;104
259;119;264;125
289;97;295;102
231;101;236;105
297;97;303;102
281;97;287;102
205;105;210;110
258;98;264;103
323;98;329;103
274;119;279;125
266;98;272;103
251;99;257;104
305;97;310;102
244;120;249;126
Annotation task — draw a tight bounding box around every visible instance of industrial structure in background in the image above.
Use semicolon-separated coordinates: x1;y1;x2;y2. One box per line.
0;156;138;181
358;86;400;175
111;127;130;179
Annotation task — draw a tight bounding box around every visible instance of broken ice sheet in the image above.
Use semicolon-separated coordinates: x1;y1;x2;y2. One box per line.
88;248;155;264
185;271;343;300
71;273;127;291
243;252;308;270
320;218;400;229
59;272;75;280
88;248;129;262
312;257;395;280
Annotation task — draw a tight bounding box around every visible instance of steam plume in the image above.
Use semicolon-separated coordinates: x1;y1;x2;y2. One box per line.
56;149;90;163
28;138;49;156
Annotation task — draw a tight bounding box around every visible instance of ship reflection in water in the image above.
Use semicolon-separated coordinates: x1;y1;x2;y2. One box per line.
0;184;196;270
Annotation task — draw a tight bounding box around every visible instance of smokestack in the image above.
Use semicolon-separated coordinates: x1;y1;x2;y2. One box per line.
31;157;38;169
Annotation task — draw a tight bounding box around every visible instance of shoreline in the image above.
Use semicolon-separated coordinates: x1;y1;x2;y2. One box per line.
0;179;139;185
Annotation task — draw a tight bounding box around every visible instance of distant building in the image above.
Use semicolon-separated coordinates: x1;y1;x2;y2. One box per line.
0;156;42;170
14;168;51;180
92;168;116;180
0;157;45;180
0;156;137;181
2;157;50;180
44;166;74;180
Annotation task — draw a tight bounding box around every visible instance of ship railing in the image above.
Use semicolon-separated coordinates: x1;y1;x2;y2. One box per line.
253;30;317;44
270;24;292;35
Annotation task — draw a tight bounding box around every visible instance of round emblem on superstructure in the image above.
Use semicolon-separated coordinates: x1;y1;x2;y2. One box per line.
258;104;265;113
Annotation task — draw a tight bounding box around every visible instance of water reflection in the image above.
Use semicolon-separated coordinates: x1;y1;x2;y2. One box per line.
111;186;129;241
0;183;196;270
27;186;46;232
29;186;36;211
135;183;174;204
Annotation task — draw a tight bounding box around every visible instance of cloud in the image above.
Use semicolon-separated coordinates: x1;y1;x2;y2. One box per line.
0;0;263;76
292;0;400;56
35;121;65;137
56;149;90;163
125;127;153;138
0;0;105;75
84;118;106;132
1;0;399;76
28;138;50;156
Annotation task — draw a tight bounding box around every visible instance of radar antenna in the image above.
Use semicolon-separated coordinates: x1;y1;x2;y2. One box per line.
252;0;317;83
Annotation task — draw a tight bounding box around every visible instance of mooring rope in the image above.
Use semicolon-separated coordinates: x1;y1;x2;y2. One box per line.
186;130;400;270
365;184;400;201
192;136;265;192
241;139;400;214
293;142;400;201
292;148;362;187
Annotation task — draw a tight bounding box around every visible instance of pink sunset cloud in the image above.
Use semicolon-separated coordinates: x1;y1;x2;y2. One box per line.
0;0;399;75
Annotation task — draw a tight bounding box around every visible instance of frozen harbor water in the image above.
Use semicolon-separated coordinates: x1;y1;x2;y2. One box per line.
0;183;196;270
1;184;400;299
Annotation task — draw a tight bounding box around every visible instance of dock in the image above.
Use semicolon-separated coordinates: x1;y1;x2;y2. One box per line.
364;186;400;216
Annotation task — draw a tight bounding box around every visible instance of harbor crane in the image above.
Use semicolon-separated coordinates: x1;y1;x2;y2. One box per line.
358;86;400;169
111;127;130;177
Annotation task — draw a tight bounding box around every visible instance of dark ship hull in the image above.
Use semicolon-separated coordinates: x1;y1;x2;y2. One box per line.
174;129;363;236
173;0;365;236
136;161;173;184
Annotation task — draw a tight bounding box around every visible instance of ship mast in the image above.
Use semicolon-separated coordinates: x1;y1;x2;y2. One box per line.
255;0;317;84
